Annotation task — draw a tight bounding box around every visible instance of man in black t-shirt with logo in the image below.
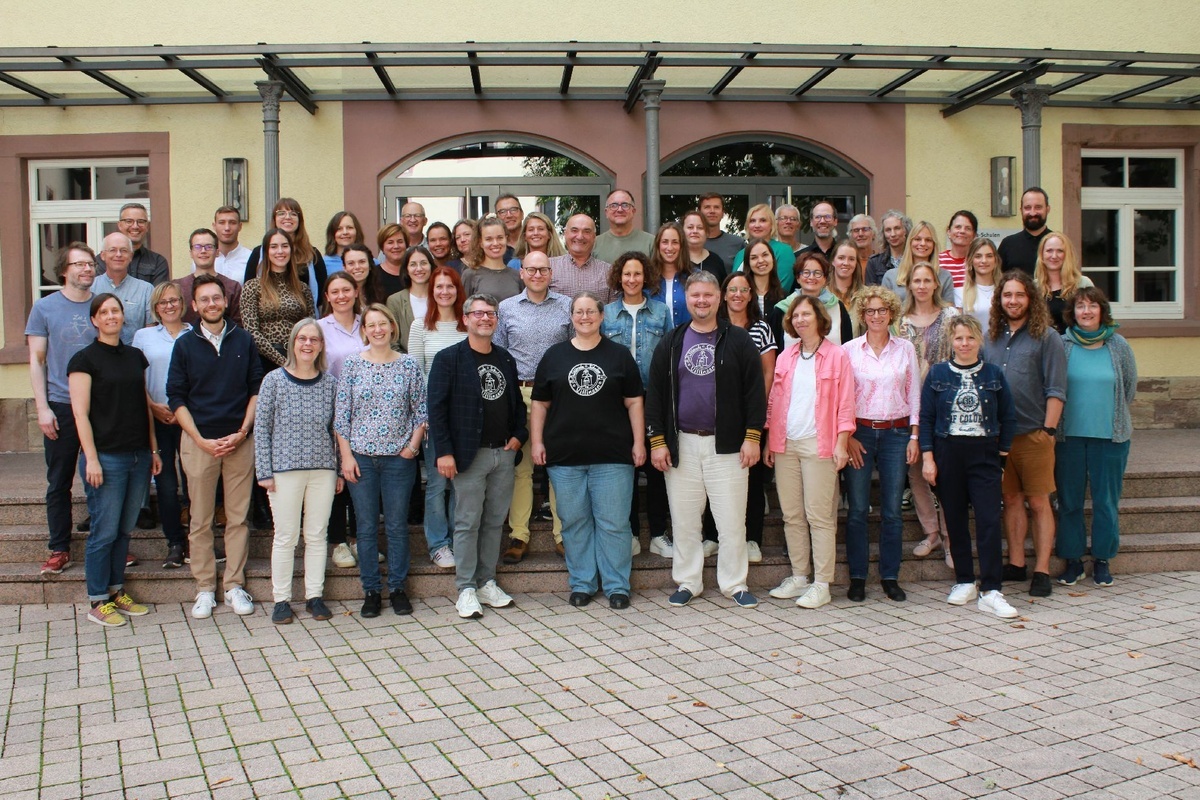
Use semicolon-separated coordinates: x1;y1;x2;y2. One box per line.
427;293;527;619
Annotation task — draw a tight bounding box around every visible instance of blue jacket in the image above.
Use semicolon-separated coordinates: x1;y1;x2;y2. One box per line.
167;322;263;439
918;360;1015;453
426;338;527;473
601;297;670;386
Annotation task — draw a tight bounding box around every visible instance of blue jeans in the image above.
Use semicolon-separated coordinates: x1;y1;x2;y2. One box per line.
422;444;454;553
549;463;634;597
346;452;417;594
81;450;152;601
845;425;908;581
1055;437;1129;561
451;447;515;592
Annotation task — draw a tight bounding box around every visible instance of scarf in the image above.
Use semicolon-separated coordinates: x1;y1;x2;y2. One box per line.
1065;322;1119;346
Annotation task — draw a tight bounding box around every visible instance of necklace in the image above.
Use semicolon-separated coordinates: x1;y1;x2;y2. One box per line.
799;338;821;360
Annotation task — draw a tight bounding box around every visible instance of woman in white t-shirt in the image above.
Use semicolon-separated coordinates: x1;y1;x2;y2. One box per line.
956;237;1000;329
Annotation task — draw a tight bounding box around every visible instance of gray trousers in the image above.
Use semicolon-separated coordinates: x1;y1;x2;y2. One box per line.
451;447;516;591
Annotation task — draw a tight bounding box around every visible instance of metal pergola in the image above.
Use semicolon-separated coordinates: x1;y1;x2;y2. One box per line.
2;42;1200;116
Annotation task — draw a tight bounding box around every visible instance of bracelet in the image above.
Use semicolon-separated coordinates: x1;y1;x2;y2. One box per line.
909;434;918;440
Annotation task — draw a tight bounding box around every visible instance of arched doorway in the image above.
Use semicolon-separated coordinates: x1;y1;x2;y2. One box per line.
659;136;870;237
379;136;613;229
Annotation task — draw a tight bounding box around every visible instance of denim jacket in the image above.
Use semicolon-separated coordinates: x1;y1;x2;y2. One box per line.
601;297;670;386
918;360;1015;453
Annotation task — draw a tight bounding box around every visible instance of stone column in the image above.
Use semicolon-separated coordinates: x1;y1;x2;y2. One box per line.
640;80;666;230
256;80;285;216
1011;83;1050;191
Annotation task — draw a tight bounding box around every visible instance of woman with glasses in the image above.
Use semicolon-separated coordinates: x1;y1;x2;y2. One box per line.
385;245;435;353
531;291;644;609
774;204;804;257
462;218;524;302
132;282;191;569
771;251;853;349
243;198;327;304
321;210;365;273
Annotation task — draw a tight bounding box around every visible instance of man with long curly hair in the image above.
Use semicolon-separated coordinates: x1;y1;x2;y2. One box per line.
983;270;1066;598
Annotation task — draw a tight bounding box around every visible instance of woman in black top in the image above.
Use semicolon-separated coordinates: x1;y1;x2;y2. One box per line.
69;293;161;628
531;292;645;610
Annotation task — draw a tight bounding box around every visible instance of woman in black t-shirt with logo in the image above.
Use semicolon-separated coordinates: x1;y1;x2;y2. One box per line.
531;292;645;610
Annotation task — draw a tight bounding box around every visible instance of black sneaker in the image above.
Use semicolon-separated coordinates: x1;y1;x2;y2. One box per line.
136;508;157;530
533;501;552;522
306;597;333;620
76;516;91;532
1002;564;1028;583
271;601;294;624
389;589;412;616
609;594;630;610
668;587;693;607
162;544;185;569
1030;572;1052;597
361;591;382;618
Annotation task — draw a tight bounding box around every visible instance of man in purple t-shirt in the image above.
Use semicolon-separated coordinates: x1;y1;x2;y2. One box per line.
645;271;766;610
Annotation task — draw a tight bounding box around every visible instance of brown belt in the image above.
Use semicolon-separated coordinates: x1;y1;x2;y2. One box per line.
855;417;909;430
680;428;716;436
518;380;536;387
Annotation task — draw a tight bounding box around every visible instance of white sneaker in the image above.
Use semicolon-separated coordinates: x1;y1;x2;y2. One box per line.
224;586;255;616
191;591;216;619
430;545;456;568
631;538;642;556
348;541;384;563
769;575;810;599
475;580;513;608
947;583;978;605
978;590;1018;619
702;540;718;558
649;536;673;557
796;583;831;609
456;588;483;619
746;541;762;563
332;542;357;568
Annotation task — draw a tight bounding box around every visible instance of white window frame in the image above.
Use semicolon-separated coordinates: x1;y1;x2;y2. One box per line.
27;158;151;300
1080;148;1184;319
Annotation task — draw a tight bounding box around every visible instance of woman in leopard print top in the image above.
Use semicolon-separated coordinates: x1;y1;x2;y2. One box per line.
242;228;315;373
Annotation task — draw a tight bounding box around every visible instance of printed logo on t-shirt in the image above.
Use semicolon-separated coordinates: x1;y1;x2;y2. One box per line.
478;364;506;401
68;313;93;344
567;363;606;397
683;343;716;376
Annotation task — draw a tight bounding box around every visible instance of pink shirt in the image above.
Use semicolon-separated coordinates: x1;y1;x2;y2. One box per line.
939;250;967;289
767;338;856;458
842;335;921;426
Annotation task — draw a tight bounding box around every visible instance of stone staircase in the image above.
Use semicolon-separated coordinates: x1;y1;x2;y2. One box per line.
2;429;1199;604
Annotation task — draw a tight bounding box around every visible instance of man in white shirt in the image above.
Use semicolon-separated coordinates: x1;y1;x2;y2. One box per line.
212;206;251;284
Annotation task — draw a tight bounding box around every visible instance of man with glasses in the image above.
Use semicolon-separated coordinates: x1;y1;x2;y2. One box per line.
428;293;525;619
93;232;153;344
494;194;524;261
168;273;263;619
799;200;839;261
28;243;98;575
400;202;428;246
98;203;170;286
699;193;746;269
212;206;251;284
594;189;655;265
775;204;804;258
176;228;242;326
549;214;613;301
493;251;572;562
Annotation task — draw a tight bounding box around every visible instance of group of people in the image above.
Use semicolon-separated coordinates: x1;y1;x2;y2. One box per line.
26;186;1135;626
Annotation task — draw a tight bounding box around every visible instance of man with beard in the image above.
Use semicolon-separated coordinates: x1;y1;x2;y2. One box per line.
998;188;1052;274
983;270;1065;598
798;200;839;262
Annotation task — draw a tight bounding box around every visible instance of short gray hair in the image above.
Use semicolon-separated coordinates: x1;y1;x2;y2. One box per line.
685;270;720;290
284;317;327;373
464;293;499;312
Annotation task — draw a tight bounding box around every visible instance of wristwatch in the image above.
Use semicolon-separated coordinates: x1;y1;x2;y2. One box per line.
1042;426;1057;436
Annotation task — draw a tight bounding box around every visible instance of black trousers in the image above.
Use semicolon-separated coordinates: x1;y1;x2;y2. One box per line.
44;401;81;553
933;436;1005;592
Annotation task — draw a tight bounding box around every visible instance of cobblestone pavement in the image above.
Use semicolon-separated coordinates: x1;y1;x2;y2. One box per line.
2;573;1199;800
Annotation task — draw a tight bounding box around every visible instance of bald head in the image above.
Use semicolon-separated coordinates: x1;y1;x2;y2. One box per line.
564;214;597;262
101;232;134;279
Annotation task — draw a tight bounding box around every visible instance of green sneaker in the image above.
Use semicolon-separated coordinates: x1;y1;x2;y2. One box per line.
88;601;126;627
112;592;149;616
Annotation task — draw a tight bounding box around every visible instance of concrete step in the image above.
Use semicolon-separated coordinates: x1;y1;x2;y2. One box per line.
5;532;1200;605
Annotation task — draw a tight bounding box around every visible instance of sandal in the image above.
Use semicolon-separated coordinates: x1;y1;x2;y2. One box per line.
912;537;942;558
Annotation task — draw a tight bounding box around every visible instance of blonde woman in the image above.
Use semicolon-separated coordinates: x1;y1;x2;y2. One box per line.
957;238;1001;328
1034;232;1093;334
509;211;566;266
881;221;955;305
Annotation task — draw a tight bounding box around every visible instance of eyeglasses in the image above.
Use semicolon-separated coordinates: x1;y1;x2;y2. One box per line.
156;297;182;307
102;248;131;256
466;310;498;320
850;227;873;235
725;287;752;295
812;214;835;222
522;266;551;276
274;210;299;219
191;244;216;252
195;296;225;306
400;213;425;221
495;207;523;217
572;308;600;317
118;218;147;227
66;260;96;269
776;216;800;224
862;307;890;317
295;335;322;345
798;270;825;279
605;202;634;211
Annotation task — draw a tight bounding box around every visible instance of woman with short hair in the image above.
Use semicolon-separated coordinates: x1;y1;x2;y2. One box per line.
847;214;879;278
939;210;978;290
376;223;409;298
322;210;365;273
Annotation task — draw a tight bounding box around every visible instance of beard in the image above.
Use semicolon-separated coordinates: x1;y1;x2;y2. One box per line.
1023;213;1046;232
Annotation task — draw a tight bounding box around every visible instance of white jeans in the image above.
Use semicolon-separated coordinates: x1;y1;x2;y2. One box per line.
664;433;749;596
267;469;337;602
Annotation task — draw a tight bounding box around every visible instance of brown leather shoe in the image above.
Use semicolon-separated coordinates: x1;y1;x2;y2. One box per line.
555;541;565;557
502;539;528;564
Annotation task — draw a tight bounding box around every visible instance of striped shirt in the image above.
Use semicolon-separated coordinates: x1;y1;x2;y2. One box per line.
408;319;468;376
938;250;967;290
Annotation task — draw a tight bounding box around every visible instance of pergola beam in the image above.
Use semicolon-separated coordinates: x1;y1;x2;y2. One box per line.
871;55;949;97
791;53;853;97
709;51;756;96
941;62;1051;118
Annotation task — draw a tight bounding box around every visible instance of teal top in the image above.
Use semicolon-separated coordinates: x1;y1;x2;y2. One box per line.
1063;344;1115;439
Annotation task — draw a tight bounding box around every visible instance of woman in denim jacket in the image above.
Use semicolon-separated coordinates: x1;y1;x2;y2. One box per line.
919;314;1018;619
602;252;672;557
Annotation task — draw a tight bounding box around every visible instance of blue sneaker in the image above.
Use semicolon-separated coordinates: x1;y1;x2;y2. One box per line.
1057;559;1085;586
732;590;758;608
668;587;693;607
1093;560;1113;586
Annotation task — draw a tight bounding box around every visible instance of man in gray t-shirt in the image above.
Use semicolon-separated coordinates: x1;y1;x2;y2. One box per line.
699;193;746;269
26;243;97;573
